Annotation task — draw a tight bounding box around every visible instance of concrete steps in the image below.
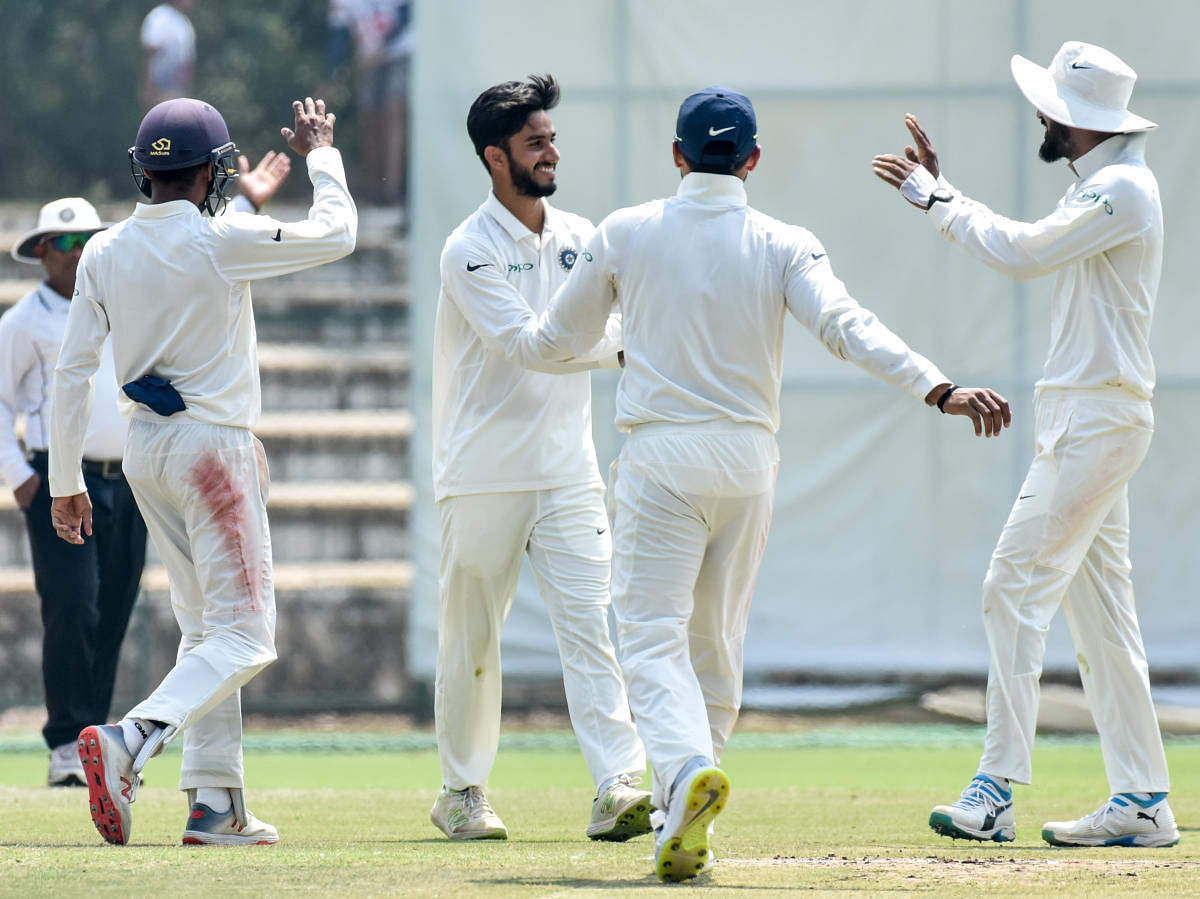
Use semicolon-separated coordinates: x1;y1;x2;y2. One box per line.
0;205;417;711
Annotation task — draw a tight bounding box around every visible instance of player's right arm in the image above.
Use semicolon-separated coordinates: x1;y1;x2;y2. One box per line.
49;260;107;500
0;307;39;505
441;234;613;373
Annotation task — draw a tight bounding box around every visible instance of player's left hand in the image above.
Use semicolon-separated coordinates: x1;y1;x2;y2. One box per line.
51;492;93;544
942;386;1012;438
238;150;292;210
872;114;941;200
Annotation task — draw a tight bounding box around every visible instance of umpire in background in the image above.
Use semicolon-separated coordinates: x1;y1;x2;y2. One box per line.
0;198;147;787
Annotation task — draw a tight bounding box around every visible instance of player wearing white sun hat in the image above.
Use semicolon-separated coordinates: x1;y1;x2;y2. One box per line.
874;40;1177;848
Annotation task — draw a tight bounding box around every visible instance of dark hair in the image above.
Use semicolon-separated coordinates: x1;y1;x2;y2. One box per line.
680;140;741;175
467;73;560;173
149;161;210;190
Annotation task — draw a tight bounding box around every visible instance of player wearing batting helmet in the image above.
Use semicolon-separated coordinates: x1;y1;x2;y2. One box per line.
51;96;355;847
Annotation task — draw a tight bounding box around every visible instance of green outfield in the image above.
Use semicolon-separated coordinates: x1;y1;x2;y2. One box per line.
2;725;1199;896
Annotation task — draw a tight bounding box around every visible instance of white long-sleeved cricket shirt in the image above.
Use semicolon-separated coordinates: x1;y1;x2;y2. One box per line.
433;191;619;502
0;284;126;490
50;146;357;497
928;132;1161;399
517;172;947;433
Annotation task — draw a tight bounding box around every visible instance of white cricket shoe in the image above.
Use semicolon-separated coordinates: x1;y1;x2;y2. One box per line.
1042;793;1179;847
182;802;279;846
430;786;508;840
48;741;86;787
929;774;1015;842
586;773;653;841
78;724;137;845
654;763;730;882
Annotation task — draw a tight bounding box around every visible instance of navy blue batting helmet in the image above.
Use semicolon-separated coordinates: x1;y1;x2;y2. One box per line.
129;98;240;214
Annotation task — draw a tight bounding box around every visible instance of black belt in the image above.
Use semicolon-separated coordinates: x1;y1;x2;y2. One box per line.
28;450;124;480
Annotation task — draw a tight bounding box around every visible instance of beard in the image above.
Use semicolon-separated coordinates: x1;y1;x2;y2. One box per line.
506;150;557;198
1038;118;1073;163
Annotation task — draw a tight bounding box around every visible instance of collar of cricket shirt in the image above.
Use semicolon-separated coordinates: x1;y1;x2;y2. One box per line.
483;190;556;242
133;199;204;220
676;172;748;207
1070;131;1147;182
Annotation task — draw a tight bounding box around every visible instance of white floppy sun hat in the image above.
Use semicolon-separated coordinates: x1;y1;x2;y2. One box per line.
1010;41;1156;134
11;197;108;264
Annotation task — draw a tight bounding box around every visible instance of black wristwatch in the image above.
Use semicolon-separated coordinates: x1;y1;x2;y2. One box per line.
927;187;953;209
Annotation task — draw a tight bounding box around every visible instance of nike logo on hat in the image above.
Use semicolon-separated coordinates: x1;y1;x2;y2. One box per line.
1070;62;1093;69
708;125;736;136
272;229;281;242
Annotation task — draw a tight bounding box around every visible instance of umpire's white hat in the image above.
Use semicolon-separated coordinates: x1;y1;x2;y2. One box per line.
12;197;108;264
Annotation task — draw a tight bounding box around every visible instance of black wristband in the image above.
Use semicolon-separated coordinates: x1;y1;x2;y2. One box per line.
937;385;958;413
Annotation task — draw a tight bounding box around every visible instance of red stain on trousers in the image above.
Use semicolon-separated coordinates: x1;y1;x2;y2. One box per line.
190;452;260;612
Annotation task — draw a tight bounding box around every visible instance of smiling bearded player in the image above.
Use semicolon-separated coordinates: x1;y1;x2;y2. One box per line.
429;73;651;843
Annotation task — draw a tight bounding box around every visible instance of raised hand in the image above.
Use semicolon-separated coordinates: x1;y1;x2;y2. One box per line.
281;97;336;158
903;114;940;179
238;150;292;210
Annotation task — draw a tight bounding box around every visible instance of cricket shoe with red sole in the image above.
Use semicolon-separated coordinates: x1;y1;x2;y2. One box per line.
654;764;730;882
182;802;279;845
77;724;137;845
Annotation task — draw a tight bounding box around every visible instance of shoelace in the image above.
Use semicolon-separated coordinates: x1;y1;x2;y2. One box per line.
462;786;496;817
956;777;1007;811
615;773;643;789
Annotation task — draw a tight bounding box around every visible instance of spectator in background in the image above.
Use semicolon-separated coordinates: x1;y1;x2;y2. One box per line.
0;154;290;791
140;0;197;110
327;0;411;208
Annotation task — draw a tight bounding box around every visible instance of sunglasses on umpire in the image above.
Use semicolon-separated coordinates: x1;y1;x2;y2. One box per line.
43;232;93;252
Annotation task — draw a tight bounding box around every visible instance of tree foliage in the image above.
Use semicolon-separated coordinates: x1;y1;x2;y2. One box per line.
0;1;358;203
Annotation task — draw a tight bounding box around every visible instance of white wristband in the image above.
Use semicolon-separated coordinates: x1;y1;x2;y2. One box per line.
899;165;939;208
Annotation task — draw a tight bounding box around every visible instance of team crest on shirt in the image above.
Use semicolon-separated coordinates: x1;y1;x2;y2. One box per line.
558;247;578;271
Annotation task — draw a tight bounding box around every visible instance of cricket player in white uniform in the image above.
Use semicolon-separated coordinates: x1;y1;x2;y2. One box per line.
50;96;356;846
430;74;651;843
506;87;1010;881
874;41;1178;849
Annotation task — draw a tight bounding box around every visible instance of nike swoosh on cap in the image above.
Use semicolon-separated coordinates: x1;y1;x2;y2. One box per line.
1070;62;1093;69
708;125;736;137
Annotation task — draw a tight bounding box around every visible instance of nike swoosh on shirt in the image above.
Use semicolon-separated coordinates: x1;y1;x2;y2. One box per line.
272;229;282;242
466;262;491;272
811;252;827;261
708;125;736;136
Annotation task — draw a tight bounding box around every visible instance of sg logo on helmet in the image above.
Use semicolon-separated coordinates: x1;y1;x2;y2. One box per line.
150;137;172;155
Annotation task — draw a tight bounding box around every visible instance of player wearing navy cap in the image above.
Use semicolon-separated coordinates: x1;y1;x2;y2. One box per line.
502;85;1009;880
51;95;356;846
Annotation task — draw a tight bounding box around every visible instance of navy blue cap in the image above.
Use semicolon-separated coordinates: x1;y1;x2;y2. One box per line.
131;98;234;171
674;87;757;170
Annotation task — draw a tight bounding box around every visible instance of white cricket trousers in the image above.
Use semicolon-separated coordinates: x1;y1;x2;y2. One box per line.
120;418;277;790
435;481;645;791
609;422;777;809
979;387;1168;791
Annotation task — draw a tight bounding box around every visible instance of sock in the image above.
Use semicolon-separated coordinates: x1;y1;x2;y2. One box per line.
978;773;1012;795
1123;791;1166;805
196;787;232;813
119;718;156;755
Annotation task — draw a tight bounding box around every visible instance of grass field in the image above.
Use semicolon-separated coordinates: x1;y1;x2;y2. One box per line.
2;722;1199;896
